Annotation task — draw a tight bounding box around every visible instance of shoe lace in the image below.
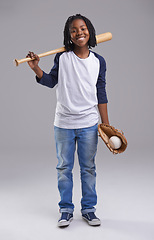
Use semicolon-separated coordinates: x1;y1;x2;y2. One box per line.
87;212;97;220
61;212;72;220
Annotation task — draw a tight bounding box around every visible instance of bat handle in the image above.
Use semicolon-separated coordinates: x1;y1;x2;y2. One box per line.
13;57;32;66
13;46;66;67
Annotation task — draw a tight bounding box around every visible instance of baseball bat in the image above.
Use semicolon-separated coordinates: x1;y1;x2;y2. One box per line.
14;32;112;67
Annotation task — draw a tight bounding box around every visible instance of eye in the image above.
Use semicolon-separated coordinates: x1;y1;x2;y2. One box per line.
70;29;76;33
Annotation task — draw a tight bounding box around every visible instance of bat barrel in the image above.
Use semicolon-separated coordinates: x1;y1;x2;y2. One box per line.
96;32;112;44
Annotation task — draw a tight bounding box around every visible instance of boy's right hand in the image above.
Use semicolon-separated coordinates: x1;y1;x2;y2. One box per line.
26;51;43;79
26;51;40;69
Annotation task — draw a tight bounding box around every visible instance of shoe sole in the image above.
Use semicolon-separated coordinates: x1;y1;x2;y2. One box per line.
82;216;101;226
58;217;73;227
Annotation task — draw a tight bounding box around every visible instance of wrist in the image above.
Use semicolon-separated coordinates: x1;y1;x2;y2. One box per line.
102;120;109;125
32;65;39;71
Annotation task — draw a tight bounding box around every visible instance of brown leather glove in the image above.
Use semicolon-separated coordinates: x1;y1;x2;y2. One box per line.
98;123;127;154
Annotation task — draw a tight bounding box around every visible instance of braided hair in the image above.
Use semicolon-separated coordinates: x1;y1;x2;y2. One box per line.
63;14;97;51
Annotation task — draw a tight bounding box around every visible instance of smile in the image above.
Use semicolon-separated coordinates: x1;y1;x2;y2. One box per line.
76;37;85;41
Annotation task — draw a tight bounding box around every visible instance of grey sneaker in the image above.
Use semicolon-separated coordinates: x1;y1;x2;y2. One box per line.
58;212;73;227
82;212;101;226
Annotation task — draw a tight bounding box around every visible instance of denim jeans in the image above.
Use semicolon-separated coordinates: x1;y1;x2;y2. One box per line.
54;124;98;214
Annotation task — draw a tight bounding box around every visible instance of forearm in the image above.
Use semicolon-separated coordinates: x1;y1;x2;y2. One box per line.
32;65;43;79
98;103;109;124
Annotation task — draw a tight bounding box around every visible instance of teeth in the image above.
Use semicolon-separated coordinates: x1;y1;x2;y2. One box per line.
77;37;84;40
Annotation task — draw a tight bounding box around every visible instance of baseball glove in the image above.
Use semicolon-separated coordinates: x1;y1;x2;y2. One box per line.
98;123;127;154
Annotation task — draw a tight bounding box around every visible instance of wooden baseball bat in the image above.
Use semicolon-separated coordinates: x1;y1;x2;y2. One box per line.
14;32;112;67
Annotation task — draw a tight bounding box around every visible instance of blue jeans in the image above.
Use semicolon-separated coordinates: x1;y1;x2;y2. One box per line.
54;124;98;214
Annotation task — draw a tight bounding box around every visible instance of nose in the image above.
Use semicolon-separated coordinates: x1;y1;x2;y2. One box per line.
76;29;82;35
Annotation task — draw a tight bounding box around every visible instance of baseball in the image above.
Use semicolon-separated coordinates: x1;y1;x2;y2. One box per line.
109;136;122;149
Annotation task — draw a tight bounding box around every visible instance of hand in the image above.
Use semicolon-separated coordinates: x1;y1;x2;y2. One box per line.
26;51;40;69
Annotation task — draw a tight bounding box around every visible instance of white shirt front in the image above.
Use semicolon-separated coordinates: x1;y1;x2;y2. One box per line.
54;51;100;129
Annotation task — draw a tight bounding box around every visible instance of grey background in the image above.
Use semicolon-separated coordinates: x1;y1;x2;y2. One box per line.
0;0;154;239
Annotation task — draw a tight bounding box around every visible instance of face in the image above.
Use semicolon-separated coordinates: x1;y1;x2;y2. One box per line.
69;19;90;48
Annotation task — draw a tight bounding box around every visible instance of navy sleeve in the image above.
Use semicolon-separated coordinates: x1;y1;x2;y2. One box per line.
94;53;108;104
36;52;62;88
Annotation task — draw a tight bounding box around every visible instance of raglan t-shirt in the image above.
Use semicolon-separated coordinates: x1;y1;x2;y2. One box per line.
36;50;108;129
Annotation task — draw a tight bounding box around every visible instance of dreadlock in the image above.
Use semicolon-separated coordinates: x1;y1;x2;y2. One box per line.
63;14;97;51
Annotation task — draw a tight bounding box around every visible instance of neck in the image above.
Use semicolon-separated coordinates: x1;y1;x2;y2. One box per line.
73;46;90;59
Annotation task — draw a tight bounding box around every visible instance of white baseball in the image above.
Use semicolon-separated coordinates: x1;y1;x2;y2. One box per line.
109;136;122;149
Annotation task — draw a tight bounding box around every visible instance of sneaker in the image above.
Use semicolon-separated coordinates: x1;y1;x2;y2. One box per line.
82;212;101;226
58;212;73;227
